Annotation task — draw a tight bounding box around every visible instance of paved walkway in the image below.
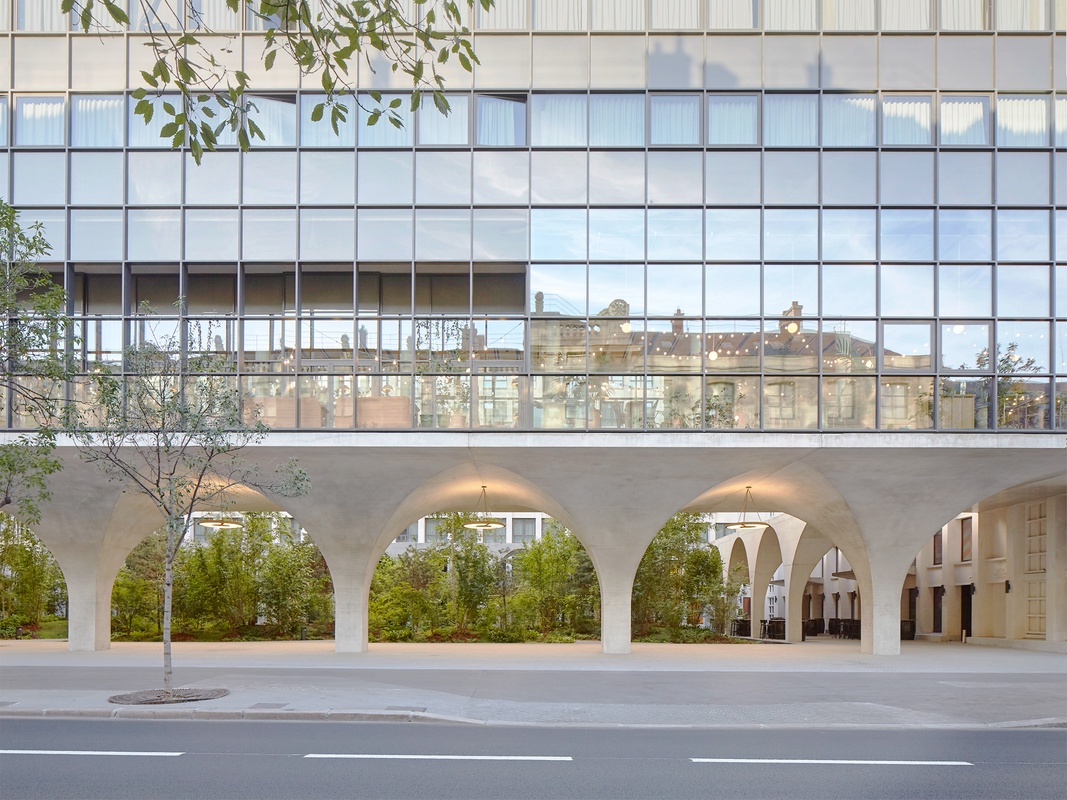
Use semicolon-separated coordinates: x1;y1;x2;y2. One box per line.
1;638;1064;729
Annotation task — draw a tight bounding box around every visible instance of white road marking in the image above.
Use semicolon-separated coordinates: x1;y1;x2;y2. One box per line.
304;754;572;762
691;758;972;766
1;750;184;757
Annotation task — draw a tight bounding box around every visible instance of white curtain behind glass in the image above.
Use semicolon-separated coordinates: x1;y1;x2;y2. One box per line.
822;95;876;146
707;0;757;27
822;0;877;29
707;95;758;144
1056;98;1067;147
940;97;989;145
0;98;7;146
650;96;701;144
764;0;818;29
651;0;702;28
17;0;66;30
763;95;818;147
590;95;644;146
477;96;526;145
300;95;355;147
531;95;587;146
72;96;125;147
592;0;645;30
249;96;297;146
940;0;987;28
882;97;932;144
419;96;470;145
15;98;65;146
996;0;1048;29
479;0;528;28
534;0;588;29
881;0;933;29
132;0;184;30
188;0;237;28
996;96;1049;146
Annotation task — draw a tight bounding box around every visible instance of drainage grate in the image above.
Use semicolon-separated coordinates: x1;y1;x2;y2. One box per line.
108;688;230;705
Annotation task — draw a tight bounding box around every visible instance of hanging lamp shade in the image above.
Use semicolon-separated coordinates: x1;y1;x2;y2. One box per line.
725;486;769;531
198;515;243;530
463;485;505;530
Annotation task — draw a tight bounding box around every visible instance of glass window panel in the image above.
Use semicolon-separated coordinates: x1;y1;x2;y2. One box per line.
997;322;1049;373
15;96;64;145
763;95;818;147
939;264;992;316
650;95;701;145
997;211;1050;262
0;97;7;146
589;210;645;261
17;0;67;29
357;151;413;205
301;210;355;261
882;322;933;371
882;96;933;145
589;94;644;146
707;95;758;145
300;151;355;205
473;275;525;314
418;95;470;145
822;95;876;147
128;209;181;261
706;210;761;261
301;272;353;313
186;151;239;205
706;265;760;316
243;151;297;205
530;263;586;316
415;151;472;205
881;151;934;205
764;377;819;429
531;151;587;204
940;96;990;145
243;209;298;261
1058;265;1067;315
357;210;413;261
822;210;876;261
997;264;1049;317
940;0;988;28
590;151;646;205
133;274;180;312
997;152;1050;207
705;321;761;373
477;0;527;29
1058;211;1067;263
473;151;530;204
822;376;876;430
647;209;703;261
187;273;237;315
473;209;529;261
1056;97;1067;147
939;210;992;261
127;152;182;205
880;209;935;261
996;0;1049;29
880;377;934;430
70;210;123;261
531;209;587;261
764;209;818;261
941;323;991;371
997;378;1050;430
12;153;65;206
534;0;587;30
650;0;701;27
16;210;64;260
764;264;818;318
185;209;239;261
71;152;124;205
823;264;876;317
128;94;179;148
71;95;124;147
589;263;643;317
299;93;356;147
1056;320;1067;375
765;0;818;29
997;95;1050;147
415;209;472;261
530;95;587;146
706;151;761;205
131;0;184;29
939;376;993;429
647;151;702;205
358;94;413;147
647;264;702;317
476;95;527;146
591;0;646;30
938;151;992;206
708;0;758;28
881;264;935;316
763;151;818;205
881;0;933;29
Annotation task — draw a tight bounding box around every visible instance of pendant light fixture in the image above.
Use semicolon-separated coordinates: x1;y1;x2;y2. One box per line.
725;485;769;531
197;515;243;530
463;485;505;531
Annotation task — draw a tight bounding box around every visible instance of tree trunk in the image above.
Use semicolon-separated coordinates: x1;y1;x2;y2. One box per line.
162;546;174;694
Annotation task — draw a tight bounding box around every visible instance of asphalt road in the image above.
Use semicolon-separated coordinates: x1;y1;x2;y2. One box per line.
1;719;1064;800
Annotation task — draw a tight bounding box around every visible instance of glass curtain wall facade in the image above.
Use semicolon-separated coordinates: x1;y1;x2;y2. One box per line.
1;1;1065;432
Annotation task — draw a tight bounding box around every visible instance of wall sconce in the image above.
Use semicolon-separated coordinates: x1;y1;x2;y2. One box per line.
1004;580;1011;594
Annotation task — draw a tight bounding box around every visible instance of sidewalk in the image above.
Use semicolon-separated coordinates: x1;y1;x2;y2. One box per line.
2;638;1064;729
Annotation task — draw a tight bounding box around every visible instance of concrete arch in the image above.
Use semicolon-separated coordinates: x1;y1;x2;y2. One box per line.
726;536;749;581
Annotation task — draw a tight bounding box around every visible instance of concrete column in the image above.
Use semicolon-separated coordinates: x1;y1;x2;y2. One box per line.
1046;494;1066;643
858;564;904;655
783;559;821;643
598;565;635;655
61;559;117;651
333;565;371;653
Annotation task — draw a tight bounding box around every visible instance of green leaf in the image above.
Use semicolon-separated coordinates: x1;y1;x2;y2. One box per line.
190;139;204;166
264;50;277;71
311;103;324;123
103;1;129;25
457;52;471;72
140;71;159;89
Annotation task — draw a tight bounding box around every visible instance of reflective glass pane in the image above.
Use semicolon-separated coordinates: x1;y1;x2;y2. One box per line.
185;209;239;261
882;322;933;371
997;210;1049;262
763;377;818;430
996;95;1049;147
997;379;1050;430
881;264;934;316
71;95;124;147
243;209;297;261
765;264;818;317
706;265;760;316
531;209;587;260
941;323;991;372
127;209;181;261
358;151;413;205
71;152;124;205
356;210;413;261
418;95;469;145
939;210;992;261
301;151;356;205
821;94;876;147
940;96;990;145
997;264;1049;317
650;95;701;145
473;151;530;204
882;96;932;145
822;376;876;430
70;210;123;261
473;209;529;261
647;209;703;260
822;264;876;317
590;94;644;146
647;264;702;317
590;151;646;205
880;209;935;261
822;209;876;261
589;263;643;317
186;151;239;205
880;377;934;430
415;209;472;261
415;151;472;205
939;264;992;316
705;377;761;430
128;94;177;148
476;95;527;146
531;151;587;204
530;263;586;316
706;210;761;261
301;209;355;261
358;94;413;146
589;210;645;261
530;94;587;146
12;152;65;206
707;95;758;145
764;209;818;261
705;321;761;372
939;376;993;429
243;151;297;205
764;318;820;374
128;152;182;205
763;94;818;147
15;96;64;145
997;322;1049;373
647;151;702;205
299;94;356;147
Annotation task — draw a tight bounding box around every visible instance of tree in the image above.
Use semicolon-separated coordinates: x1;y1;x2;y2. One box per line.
65;313;309;693
258;527;317;637
393;544;447;634
631;513;710;638
512;521;581;635
70;1;493;162
0;516;66;628
704;565;747;637
436;513;493;632
1;202;69;525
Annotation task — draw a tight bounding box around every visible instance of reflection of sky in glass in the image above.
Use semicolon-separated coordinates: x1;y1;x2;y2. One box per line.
881;264;933;317
1055;321;1066;374
1057;265;1067;317
589;151;645;205
706;210;761;260
997;210;1050;262
764;263;818;317
996;264;1048;317
764;209;818;260
648;209;703;260
880;209;934;261
997;322;1049;372
472;151;529;204
529;264;585;316
940;324;990;371
648;152;703;205
939;264;991;316
823;264;876;317
590;264;643;315
647;264;702;317
530;209;587;260
1056;210;1066;262
531;151;587;204
938;210;991;261
883;323;932;366
589;209;645;261
706;264;760;316
822;210;876;261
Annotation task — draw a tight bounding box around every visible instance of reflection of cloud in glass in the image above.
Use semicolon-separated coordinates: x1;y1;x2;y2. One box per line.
881;264;933;316
940;324;990;371
647;265;701;317
590;264;643;315
823;264;875;316
939;264;991;316
530;264;586;316
765;263;818;317
997;264;1048;317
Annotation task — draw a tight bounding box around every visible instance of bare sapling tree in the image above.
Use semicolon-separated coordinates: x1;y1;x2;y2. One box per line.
66;311;309;693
